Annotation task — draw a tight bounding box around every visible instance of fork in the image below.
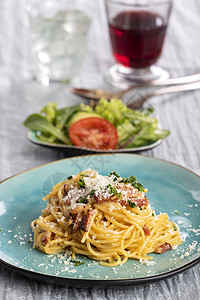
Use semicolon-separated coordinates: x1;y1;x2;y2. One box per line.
125;82;200;110
87;82;200;110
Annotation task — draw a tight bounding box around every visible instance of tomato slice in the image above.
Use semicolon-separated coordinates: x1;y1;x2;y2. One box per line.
69;117;118;150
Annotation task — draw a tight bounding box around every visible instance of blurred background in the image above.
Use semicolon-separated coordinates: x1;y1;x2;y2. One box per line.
0;0;200;176
1;0;200;84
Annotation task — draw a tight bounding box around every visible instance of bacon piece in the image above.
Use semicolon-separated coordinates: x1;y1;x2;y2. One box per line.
64;184;74;206
119;184;146;199
65;205;94;233
71;212;84;233
71;204;90;214
134;198;149;207
63;184;68;195
40;230;52;246
65;198;71;206
155;242;172;254
94;192;115;203
80;210;95;232
143;225;150;236
94;192;128;206
94;187;148;207
66;210;72;223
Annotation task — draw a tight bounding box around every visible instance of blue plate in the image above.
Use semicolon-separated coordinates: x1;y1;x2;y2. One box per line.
0;154;199;287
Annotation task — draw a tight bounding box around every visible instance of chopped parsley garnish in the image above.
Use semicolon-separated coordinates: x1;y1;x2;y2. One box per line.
70;259;85;266
120;175;145;192
121;175;137;184
134;182;145;192
117;192;121;199
152;213;155;216
109;171;120;181
79;196;87;203
78;179;85;188
106;184;121;198
67;175;73;180
0;228;2;231
89;189;96;197
128;200;137;208
107;184;118;195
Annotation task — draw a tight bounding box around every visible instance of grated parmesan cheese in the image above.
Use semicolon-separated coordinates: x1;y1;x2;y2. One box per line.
139;258;156;266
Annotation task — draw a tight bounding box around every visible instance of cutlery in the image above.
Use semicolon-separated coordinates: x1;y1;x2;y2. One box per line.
70;72;200;100
126;82;200;110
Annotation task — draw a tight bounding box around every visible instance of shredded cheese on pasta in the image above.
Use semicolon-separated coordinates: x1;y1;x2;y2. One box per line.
31;169;182;267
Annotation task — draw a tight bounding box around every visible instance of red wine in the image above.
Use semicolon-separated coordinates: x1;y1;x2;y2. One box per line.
109;11;167;69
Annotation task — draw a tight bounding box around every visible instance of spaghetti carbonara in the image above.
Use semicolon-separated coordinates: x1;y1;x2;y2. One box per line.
31;169;182;266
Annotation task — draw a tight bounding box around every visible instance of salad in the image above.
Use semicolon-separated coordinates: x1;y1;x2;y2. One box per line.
23;98;170;150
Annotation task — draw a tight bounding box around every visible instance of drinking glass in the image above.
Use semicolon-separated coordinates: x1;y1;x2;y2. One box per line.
26;0;93;86
105;0;172;88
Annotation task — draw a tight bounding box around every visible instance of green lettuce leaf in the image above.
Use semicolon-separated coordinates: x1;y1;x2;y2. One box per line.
23;114;69;144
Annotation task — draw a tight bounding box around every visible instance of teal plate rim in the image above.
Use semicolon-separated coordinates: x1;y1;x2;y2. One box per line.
1;257;199;288
0;153;200;287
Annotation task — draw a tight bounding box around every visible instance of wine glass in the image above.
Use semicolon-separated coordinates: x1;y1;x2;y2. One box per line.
105;0;172;88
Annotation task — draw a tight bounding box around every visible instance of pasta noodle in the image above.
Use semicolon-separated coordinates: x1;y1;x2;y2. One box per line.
31;169;182;266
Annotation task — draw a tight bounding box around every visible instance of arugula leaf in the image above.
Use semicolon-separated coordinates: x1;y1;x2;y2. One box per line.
23;114;69;144
129;124;169;148
55;105;80;130
117;121;169;148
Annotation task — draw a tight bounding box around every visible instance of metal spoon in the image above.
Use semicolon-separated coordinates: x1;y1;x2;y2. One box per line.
70;72;200;100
